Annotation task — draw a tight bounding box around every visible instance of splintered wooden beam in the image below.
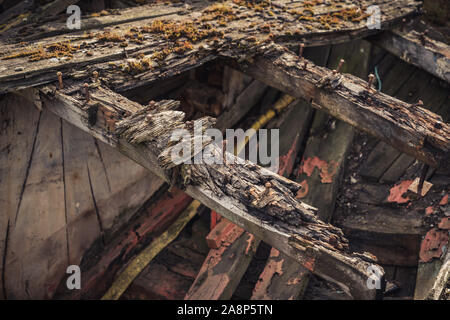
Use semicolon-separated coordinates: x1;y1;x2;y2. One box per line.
39;83;384;299
231;44;450;169
0;0;421;93
369;20;450;83
186;99;308;300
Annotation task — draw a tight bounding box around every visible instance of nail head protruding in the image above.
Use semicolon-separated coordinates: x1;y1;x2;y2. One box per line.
57;71;63;89
367;74;375;90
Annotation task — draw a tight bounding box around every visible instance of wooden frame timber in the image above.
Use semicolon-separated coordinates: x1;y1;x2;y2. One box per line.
37;83;383;299
370;19;450;84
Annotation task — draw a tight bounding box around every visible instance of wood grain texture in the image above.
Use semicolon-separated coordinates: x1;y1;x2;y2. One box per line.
0;92;163;299
0;0;421;93
41;85;384;299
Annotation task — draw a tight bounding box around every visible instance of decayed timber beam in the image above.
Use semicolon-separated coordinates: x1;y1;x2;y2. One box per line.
229;44;450;169
38;83;383;299
0;0;421;93
369;20;450;84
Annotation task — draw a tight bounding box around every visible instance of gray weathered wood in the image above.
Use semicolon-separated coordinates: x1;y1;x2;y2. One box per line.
40;84;384;299
370;20;450;83
234;44;450;169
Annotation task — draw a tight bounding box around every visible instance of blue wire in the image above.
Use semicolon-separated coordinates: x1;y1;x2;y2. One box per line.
374;66;382;91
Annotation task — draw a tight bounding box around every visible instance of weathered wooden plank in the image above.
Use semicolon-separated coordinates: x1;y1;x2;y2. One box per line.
249;99;315;300
370;20;450;83
40;84;384;299
4;108;67;299
252;41;367;300
55;187;192;299
61;120;103;265
102;200;201;300
234;44;450;169
0;0;421;93
0;93;41;299
187;98;309;300
185;222;259;300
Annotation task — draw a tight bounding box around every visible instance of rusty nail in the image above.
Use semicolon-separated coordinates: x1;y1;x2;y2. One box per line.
57;71;63;89
265;182;272;189
417;100;424;107
84;83;90;102
336;59;345;73
299;43;304;58
93;71;99;83
367;74;375;90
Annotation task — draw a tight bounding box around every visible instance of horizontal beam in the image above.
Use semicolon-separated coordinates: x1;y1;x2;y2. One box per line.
39;83;383;299
230;44;449;169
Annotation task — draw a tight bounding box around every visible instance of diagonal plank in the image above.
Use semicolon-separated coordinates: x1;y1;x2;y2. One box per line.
0;0;421;93
231;43;450;169
39;83;383;299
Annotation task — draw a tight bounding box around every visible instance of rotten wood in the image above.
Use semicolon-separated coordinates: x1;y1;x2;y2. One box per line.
39;84;384;299
55;187;192;299
233;44;450;170
187;99;307;300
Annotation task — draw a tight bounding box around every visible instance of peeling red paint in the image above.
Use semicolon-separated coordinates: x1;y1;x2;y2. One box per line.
302;256;316;272
425;206;435;216
245;234;256;255
296;180;309;199
387;180;413;204
297;156;339;184
206;219;236;249
440;194;449;206
252;248;284;299
438;217;450;230
419;228;449;263
278;134;300;177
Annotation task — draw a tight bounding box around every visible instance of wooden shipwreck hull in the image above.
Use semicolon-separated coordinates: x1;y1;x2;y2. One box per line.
0;0;448;300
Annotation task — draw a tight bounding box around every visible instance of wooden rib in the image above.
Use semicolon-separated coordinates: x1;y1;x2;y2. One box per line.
39;84;384;299
232;44;450;169
369;20;450;83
